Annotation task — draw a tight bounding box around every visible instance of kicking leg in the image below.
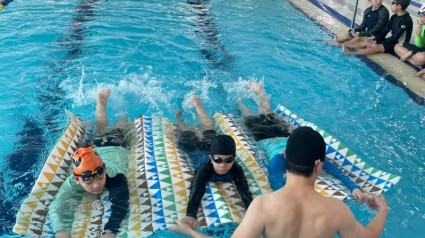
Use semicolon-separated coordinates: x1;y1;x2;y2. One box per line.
237;99;253;117
175;109;189;131
246;82;271;114
113;117;130;131
95;89;111;135
191;95;213;131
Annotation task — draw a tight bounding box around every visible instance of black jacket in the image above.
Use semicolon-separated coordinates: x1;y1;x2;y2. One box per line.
186;162;252;218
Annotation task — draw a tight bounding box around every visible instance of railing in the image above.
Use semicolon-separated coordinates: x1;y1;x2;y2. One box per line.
351;0;360;28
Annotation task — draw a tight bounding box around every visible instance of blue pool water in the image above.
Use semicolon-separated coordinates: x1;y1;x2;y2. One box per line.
0;0;424;237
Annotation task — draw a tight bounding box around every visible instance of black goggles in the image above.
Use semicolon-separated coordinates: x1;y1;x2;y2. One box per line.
211;155;236;164
419;11;425;16
391;1;398;5
76;166;105;181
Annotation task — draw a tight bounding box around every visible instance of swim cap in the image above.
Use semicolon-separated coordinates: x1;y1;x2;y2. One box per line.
72;147;104;175
419;3;425;14
285;126;326;167
396;0;410;10
210;135;236;156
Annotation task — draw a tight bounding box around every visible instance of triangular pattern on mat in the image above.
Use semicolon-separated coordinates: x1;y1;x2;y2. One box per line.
274;104;401;196
213;112;354;200
13;110;287;237
13;110;88;237
213;113;273;196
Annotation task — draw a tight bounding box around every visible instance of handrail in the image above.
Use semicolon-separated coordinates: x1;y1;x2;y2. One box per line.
351;0;360;28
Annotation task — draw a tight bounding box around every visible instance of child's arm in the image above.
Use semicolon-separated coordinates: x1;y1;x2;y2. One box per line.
103;173;129;234
374;17;392;43
232;164;253;209
354;7;369;33
415;25;425;48
382;15;413;44
322;159;364;201
268;154;286;191
48;177;84;234
186;164;210;218
364;7;389;37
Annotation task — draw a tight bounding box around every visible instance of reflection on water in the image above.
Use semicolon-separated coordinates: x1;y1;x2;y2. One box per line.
187;0;234;72
0;0;100;234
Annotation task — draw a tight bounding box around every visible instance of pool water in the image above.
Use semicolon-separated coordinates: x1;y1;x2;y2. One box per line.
0;0;424;237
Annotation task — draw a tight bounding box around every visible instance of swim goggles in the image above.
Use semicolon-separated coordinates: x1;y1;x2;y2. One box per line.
418;11;425;16
211;155;236;164
391;1;398;5
75;166;105;181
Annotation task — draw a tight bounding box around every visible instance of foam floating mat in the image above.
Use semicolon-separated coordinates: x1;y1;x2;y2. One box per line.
214;105;400;200
274;104;401;196
13;110;271;237
13;105;400;236
214;113;350;200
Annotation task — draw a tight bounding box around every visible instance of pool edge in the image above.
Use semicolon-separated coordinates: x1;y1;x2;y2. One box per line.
287;0;425;105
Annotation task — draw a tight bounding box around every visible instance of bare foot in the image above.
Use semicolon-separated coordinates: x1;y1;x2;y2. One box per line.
333;36;342;47
417;68;425;78
342;44;352;56
97;89;111;106
323;39;330;46
114;117;130;130
417;74;425;81
175;109;183;121
237;98;243;108
245;82;263;95
190;95;201;109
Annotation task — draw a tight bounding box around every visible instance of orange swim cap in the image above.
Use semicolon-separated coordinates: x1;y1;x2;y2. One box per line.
72;147;104;175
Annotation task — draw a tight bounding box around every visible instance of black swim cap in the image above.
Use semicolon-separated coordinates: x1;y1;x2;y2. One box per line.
285;126;326;167
210;135;236;156
396;0;411;10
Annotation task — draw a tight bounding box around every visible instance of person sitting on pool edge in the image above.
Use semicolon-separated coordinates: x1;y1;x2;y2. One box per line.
342;0;413;56
332;0;389;47
394;3;425;67
48;89;130;238
238;82;365;201
175;96;252;230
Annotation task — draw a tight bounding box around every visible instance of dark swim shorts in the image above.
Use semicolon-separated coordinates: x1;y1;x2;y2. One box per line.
382;42;397;54
244;113;291;141
89;128;127;148
178;129;217;152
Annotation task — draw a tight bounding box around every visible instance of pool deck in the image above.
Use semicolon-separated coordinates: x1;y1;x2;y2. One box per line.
288;0;425;104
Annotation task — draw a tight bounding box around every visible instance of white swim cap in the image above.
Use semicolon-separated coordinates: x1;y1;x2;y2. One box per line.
419;3;425;15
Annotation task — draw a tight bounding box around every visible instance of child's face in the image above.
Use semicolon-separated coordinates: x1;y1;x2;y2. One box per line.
371;0;383;8
390;1;402;13
420;15;425;24
210;154;235;175
74;168;107;194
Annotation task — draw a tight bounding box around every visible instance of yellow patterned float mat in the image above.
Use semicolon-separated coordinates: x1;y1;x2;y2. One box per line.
13;111;271;237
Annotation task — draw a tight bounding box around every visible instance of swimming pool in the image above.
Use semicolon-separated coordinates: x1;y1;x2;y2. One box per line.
0;0;424;237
